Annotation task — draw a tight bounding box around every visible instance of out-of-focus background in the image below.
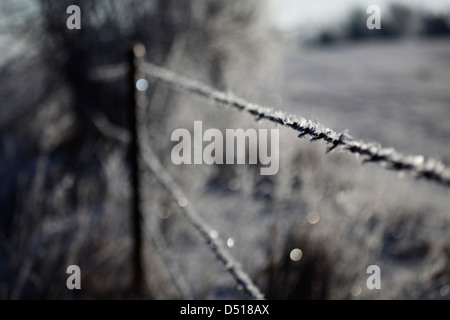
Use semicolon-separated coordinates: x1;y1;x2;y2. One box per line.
1;0;449;299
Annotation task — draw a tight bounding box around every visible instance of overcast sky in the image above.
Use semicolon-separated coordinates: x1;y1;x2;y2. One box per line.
268;0;450;30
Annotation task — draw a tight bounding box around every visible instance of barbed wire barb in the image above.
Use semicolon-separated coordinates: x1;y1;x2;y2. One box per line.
141;62;450;188
140;143;265;300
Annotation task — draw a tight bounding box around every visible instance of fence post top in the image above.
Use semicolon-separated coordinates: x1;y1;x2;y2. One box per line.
133;43;146;58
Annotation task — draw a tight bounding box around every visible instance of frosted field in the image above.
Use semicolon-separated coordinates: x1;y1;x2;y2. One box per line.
281;38;450;162
158;38;450;299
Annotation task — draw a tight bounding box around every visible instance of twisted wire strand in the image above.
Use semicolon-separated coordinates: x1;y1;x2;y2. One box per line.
141;62;450;188
140;144;265;300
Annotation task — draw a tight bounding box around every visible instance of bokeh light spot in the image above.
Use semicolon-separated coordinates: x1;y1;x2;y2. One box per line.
290;248;303;262
178;197;188;208
351;286;362;297
136;78;148;91
307;212;320;225
227;238;235;248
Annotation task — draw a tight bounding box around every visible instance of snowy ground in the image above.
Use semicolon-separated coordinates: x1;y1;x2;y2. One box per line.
280;38;450;162
154;38;450;300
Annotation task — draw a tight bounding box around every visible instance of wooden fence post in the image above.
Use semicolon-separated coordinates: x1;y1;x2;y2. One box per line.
128;43;146;295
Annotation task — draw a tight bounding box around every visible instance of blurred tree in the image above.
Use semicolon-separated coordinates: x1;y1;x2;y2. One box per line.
421;14;450;37
37;0;269;129
341;5;420;42
0;0;272;299
346;8;372;41
388;4;413;36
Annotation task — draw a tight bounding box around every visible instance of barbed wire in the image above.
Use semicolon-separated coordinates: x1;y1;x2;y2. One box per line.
85;57;450;300
88;63;264;299
140;143;265;300
141;62;450;188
